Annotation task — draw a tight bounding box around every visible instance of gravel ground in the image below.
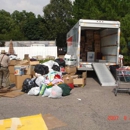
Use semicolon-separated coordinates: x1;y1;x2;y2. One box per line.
0;77;130;130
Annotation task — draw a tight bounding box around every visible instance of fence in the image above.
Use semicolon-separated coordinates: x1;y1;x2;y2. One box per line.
0;46;57;59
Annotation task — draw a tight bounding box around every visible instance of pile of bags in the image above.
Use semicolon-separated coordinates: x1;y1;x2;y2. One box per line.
21;59;73;99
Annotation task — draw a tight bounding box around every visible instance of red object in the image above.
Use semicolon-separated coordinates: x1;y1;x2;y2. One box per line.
54;74;61;79
60;67;65;73
67;83;74;89
67;37;73;46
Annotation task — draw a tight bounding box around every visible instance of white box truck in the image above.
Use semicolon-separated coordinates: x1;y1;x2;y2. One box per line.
66;19;121;86
66;19;120;71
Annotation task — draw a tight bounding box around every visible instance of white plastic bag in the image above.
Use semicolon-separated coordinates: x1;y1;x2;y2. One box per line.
28;87;40;96
42;88;52;97
35;76;45;87
48;85;63;99
42;60;59;71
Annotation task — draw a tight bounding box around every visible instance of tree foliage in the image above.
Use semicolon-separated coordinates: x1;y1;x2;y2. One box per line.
43;0;73;47
0;0;130;63
72;0;130;64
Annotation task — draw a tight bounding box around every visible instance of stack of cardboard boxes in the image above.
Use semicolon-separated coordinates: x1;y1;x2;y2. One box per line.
9;60;22;84
9;60;39;89
63;66;87;87
93;31;101;59
80;36;86;61
80;30;102;62
85;30;94;52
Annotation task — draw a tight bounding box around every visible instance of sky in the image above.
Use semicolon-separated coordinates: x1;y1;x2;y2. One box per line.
0;0;74;17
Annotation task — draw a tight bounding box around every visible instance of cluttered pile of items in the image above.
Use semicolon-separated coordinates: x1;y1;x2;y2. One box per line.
8;54;87;99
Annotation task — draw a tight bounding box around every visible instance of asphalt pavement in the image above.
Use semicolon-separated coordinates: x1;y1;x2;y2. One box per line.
0;77;130;130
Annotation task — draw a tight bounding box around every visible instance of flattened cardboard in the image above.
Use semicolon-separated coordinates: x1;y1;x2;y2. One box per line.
0;88;24;98
43;114;67;130
0;90;24;98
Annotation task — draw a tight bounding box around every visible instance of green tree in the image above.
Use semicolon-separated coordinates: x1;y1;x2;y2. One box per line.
72;0;130;64
22;16;44;40
0;10;14;40
43;0;73;47
11;10;36;40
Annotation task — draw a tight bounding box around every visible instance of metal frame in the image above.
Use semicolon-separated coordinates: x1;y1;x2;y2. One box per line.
114;68;130;96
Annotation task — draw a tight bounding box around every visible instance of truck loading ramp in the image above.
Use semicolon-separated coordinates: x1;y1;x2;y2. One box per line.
92;63;117;86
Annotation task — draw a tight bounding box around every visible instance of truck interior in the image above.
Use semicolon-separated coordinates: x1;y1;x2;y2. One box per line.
78;27;119;86
80;27;119;65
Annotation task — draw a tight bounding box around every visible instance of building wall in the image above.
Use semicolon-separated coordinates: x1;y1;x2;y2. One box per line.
0;46;57;59
5;41;56;47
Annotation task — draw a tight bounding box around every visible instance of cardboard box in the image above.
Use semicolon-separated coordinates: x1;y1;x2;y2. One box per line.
15;75;32;89
9;60;21;66
81;36;85;42
82;56;87;62
71;75;78;79
65;66;77;75
9;74;16;83
29;61;39;65
14;66;25;75
14;65;35;75
8;66;15;74
19;60;29;65
63;75;73;84
16;60;39;65
63;74;78;84
73;72;87;87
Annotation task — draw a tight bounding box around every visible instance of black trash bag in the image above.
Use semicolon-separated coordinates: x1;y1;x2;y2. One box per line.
34;64;49;75
54;58;65;67
109;65;119;79
21;78;38;93
52;65;60;72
